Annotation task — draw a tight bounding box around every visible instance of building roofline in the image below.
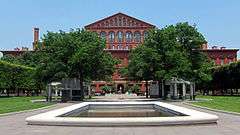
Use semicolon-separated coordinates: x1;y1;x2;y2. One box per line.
85;12;156;29
0;50;34;52
200;48;239;51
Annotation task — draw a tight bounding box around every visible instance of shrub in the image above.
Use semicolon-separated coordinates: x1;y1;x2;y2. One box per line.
100;85;112;93
129;85;140;93
0;60;40;95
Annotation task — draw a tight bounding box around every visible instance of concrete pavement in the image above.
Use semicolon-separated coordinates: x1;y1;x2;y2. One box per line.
0;100;240;135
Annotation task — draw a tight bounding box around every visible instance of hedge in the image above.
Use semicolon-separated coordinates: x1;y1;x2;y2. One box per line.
212;61;240;90
0;60;42;96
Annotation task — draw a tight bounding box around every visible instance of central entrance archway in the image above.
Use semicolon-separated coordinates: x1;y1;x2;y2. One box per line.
117;84;124;94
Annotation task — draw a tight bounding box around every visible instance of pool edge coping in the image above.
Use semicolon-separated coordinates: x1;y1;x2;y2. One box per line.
26;101;219;126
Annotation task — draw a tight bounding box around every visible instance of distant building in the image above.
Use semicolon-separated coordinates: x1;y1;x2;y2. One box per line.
200;44;238;65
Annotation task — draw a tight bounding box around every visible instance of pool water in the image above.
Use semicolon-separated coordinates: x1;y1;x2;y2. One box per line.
60;105;185;118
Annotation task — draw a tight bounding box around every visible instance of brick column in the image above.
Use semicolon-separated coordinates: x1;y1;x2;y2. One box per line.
182;83;186;100
123;58;128;66
141;82;145;92
216;58;220;65
224;58;228;64
106;31;110;49
123;30;126;49
233;57;237;62
96;83;100;92
33;28;39;50
141;30;144;43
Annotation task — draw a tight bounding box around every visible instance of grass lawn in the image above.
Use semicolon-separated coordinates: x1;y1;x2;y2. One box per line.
192;95;240;113
0;96;53;114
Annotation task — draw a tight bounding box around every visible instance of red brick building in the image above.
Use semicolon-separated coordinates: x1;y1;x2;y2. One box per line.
85;13;155;93
201;44;238;65
1;13;238;94
84;13;239;93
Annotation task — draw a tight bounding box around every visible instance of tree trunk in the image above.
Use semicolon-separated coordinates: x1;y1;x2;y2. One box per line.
231;89;233;96
146;81;149;98
40;89;42;95
36;89;39;96
7;88;9;97
193;82;196;100
17;87;19;96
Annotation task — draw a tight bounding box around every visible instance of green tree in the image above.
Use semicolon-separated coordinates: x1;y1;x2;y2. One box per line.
128;23;212;99
175;22;213;83
36;29;116;100
1;55;20;64
128;45;161;98
100;85;112;93
129;84;140;93
209;61;240;95
141;27;191;98
0;51;42;68
17;51;43;67
0;60;35;96
144;27;191;80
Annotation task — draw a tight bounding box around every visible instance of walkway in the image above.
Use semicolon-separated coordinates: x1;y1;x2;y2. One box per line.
89;94;156;102
0;97;240;135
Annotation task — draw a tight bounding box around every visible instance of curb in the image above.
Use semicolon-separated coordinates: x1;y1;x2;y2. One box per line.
0;104;57;117
183;102;240;116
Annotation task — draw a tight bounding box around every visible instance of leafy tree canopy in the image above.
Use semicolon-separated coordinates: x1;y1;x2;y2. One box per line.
0;60;37;91
37;29;117;83
32;29;117;99
128;22;213;84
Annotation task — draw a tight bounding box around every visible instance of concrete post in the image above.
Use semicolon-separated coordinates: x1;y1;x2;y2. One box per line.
193;82;196;100
46;85;49;102
55;88;58;101
161;80;165;99
70;89;72;101
182;83;186;100
170;83;177;100
173;83;178;100
170;84;173;99
190;83;194;100
48;84;52;102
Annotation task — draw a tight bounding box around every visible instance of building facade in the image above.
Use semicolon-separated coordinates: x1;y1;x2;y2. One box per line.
85;13;156;94
84;13;238;94
201;44;238;65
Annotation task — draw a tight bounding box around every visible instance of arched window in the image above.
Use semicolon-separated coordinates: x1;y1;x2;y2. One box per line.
143;31;148;39
110;44;115;50
118;44;122;50
134;31;141;43
117;31;123;42
100;31;106;40
126;31;132;43
109;31;115;43
125;44;129;50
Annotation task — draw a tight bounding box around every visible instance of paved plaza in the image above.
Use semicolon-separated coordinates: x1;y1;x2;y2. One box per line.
0;99;240;135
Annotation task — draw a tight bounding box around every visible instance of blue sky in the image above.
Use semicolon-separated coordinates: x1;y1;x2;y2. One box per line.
0;0;239;54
